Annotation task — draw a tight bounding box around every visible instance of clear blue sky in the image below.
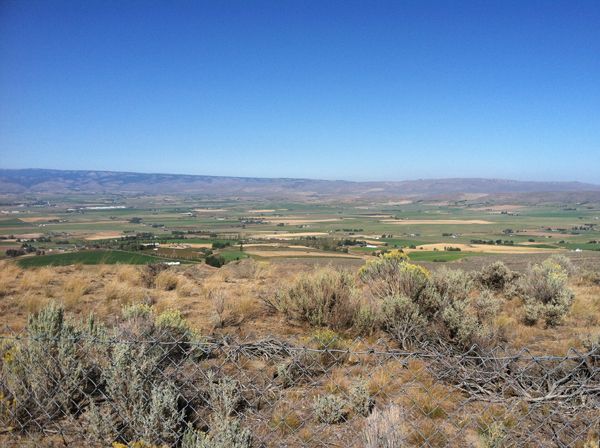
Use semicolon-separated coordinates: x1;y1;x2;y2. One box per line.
1;0;599;182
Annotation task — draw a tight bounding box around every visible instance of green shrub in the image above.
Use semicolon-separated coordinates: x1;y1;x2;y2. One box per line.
381;295;427;349
520;260;574;327
359;255;429;300
349;381;374;417
313;394;347;424
0;302;90;431
206;254;226;268
471;289;502;322
181;373;252;448
478;262;515;291
441;299;481;347
353;301;381;335
430;267;473;302
182;418;252;448
156;308;189;330
275;268;358;329
547;254;575;276
88;341;184;445
122;303;153;320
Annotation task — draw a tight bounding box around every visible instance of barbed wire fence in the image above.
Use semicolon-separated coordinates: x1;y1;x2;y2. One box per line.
0;327;598;448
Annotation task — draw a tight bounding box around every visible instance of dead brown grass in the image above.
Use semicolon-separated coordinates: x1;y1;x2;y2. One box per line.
114;265;142;286
19;267;54;291
0;261;21;297
104;280;146;306
62;273;93;309
155;270;179;291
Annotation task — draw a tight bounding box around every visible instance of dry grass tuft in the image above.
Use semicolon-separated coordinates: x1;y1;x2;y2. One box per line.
175;277;196;297
367;361;407;400
155;270;179;291
362;405;406;448
0;261;21;297
20;267;54;291
104;280;146;306
269;404;302;434
115;264;142;286
208;286;262;328
21;290;50;315
62;274;93;309
408;419;450;447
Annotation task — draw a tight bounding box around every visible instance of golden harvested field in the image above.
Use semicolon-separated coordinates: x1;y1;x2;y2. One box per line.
18;216;61;223
266;218;342;224
245;249;362;258
193;208;228;212
471;204;525;211
163;243;212;249
84;231;124;240
381;219;494;225
408;243;565;254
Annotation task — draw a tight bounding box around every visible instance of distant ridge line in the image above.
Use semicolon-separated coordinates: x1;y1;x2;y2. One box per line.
0;168;599;199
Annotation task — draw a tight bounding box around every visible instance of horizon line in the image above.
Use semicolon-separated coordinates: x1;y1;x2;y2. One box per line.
1;167;599;187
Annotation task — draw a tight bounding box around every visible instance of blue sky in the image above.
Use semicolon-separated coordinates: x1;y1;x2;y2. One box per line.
1;0;599;182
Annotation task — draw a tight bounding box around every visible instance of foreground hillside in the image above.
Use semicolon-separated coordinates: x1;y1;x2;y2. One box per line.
0;253;598;447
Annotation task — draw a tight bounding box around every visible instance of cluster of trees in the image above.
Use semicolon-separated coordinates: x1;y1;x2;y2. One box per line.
470;239;515;246
5;243;44;258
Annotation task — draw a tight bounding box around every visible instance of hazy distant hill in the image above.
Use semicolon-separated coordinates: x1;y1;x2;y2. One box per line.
1;168;599;200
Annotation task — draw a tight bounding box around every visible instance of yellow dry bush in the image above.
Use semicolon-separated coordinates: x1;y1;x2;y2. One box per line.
104;280;145;305
20;267;54;291
269;405;302;434
115;264;142;286
209;289;260;328
154;270;179;291
230;295;261;322
359;256;429;301
0;261;21;297
569;285;600;327
176;277;196;297
62;274;93;308
21;290;49;315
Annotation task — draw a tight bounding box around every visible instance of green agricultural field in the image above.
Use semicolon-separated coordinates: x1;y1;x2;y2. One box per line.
2;195;599;266
16;250;179;268
218;248;249;262
407;250;479;262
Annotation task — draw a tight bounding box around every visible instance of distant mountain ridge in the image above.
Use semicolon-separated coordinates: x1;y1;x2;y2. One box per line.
1;168;599;199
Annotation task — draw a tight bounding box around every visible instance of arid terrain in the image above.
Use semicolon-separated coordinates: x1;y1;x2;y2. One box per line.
0;171;599;447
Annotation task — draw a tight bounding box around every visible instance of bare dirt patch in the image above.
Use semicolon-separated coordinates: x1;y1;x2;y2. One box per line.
519;230;569;238
472;204;525;212
162;243;212;249
246;249;361;258
407;243;564;254
11;233;44;239
84;231;124;240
